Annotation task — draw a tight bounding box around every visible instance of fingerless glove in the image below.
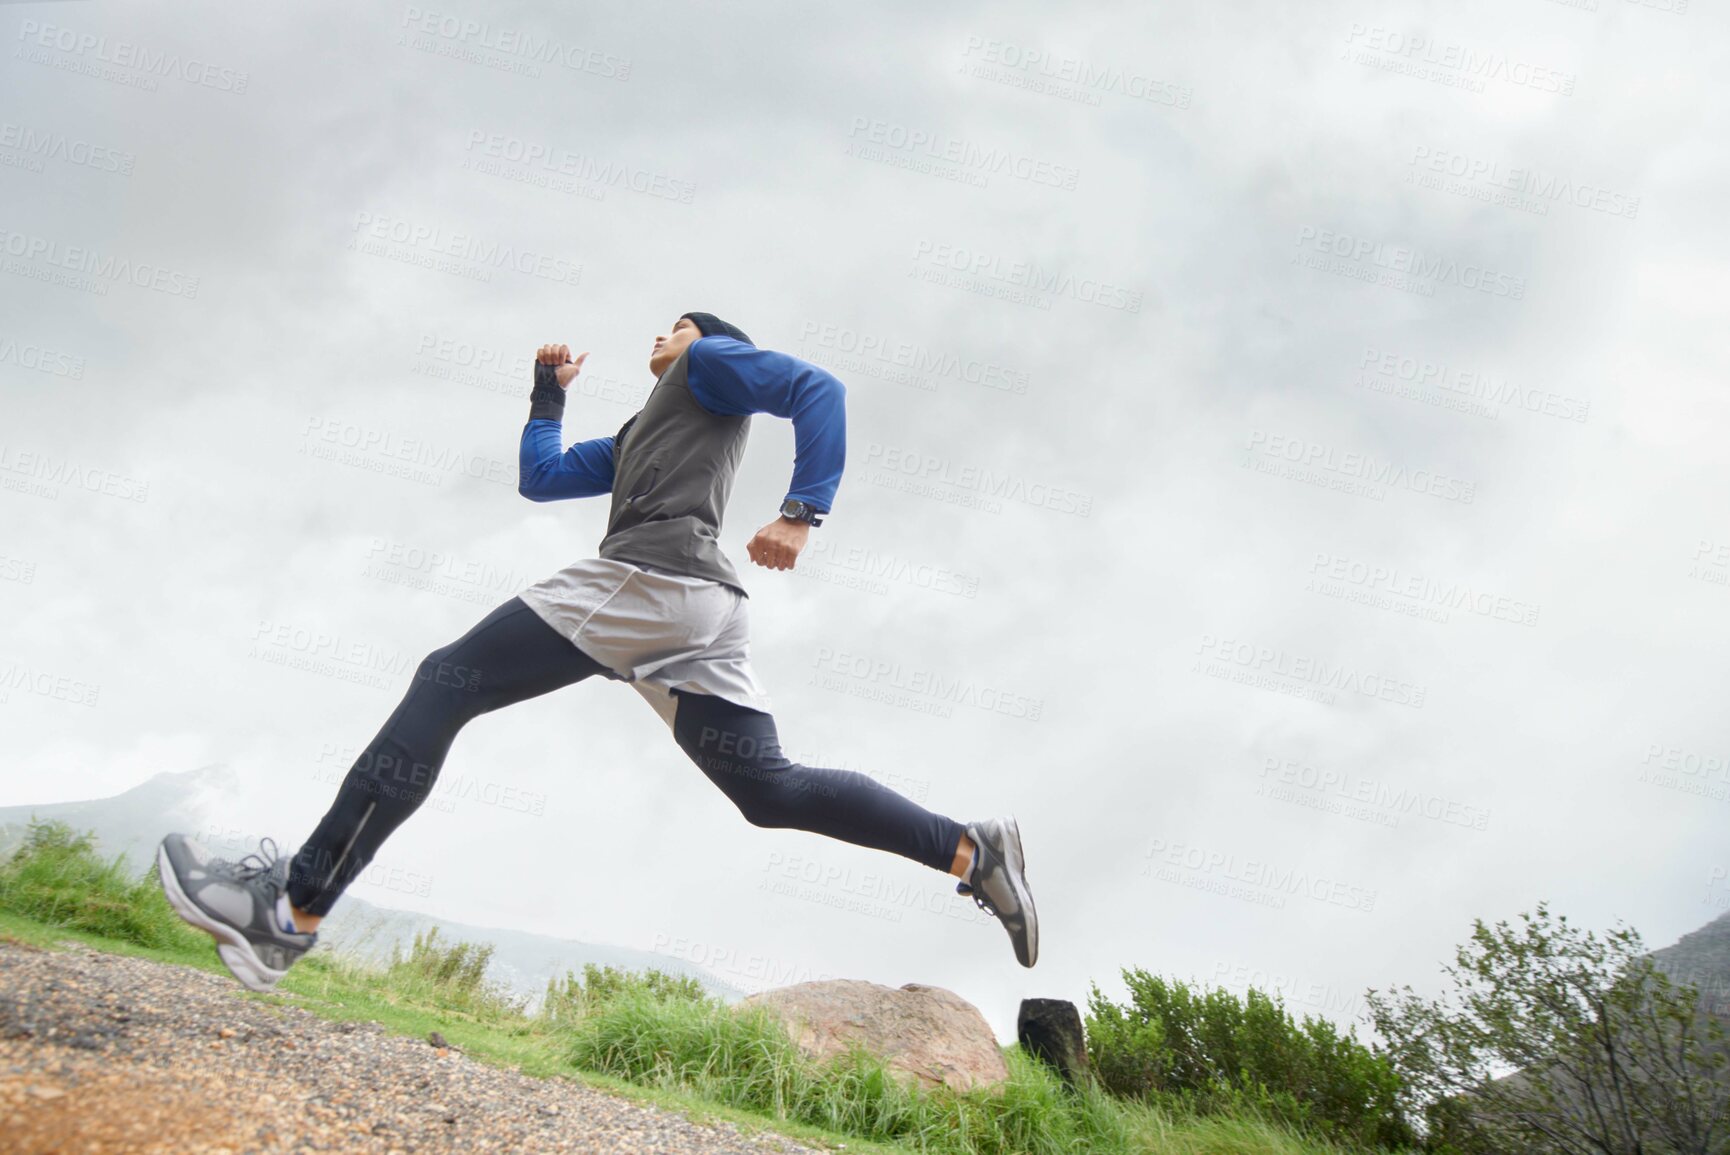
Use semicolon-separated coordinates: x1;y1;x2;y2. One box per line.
528;360;567;423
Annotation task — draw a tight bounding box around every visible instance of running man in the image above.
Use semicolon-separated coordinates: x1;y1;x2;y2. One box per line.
157;312;1038;992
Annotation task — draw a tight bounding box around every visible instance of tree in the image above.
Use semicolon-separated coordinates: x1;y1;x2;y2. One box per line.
1367;902;1730;1154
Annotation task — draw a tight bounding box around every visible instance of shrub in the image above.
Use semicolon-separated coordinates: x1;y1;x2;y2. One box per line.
379;926;524;1017
539;961;709;1027
0;819;204;952
1086;968;1415;1150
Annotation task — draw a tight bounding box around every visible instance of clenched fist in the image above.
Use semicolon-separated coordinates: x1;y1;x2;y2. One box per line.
746;516;811;571
535;343;590;389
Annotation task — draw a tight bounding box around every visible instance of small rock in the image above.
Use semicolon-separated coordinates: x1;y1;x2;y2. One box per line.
218;1027;237;1039
26;1085;66;1100
1017;998;1093;1089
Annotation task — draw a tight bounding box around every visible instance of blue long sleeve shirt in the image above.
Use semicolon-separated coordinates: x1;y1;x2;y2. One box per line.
518;336;847;512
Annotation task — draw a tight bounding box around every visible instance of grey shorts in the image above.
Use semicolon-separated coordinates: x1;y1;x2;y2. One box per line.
515;556;773;729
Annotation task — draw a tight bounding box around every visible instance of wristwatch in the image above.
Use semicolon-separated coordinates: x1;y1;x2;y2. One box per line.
779;498;824;527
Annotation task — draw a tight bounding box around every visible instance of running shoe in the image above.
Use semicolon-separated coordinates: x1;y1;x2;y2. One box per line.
956;816;1039;968
156;833;317;992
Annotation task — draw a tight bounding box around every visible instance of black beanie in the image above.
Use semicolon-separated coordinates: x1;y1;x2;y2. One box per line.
680;311;754;347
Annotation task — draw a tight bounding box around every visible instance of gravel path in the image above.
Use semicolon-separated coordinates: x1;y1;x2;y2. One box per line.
0;939;827;1155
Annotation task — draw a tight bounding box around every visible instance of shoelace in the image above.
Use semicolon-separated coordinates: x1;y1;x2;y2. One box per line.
212;837;283;885
955;873;999;920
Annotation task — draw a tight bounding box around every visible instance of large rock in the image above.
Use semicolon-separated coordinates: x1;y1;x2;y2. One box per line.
738;979;1009;1095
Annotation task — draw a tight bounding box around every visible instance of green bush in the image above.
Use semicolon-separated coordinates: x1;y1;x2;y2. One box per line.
539;961;709;1028
1086;968;1415;1150
380;926;524;1018
0;819;204;952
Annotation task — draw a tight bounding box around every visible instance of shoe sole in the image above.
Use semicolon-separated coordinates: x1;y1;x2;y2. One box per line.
996;817;1039;968
155;840;286;993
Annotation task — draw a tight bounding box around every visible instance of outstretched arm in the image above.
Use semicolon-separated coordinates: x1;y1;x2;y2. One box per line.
518;350;616;502
686;336;846;515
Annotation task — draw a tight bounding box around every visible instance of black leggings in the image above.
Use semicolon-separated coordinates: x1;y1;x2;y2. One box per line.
285;596;968;916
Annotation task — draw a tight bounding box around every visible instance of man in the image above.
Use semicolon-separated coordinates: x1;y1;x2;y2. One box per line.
157;312;1038;993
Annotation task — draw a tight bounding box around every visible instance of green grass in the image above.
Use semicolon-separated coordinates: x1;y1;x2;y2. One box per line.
0;820;1407;1155
0;822;211;953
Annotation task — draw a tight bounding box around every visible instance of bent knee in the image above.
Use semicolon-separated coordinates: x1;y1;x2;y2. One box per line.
674;720;776;761
410;645;487;703
734;793;793;830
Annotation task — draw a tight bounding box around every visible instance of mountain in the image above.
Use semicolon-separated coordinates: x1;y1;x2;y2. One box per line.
0;765;747;1004
1649;908;1730;1018
0;763;237;871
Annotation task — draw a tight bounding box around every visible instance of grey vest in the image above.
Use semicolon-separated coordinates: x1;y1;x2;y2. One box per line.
597;347;753;595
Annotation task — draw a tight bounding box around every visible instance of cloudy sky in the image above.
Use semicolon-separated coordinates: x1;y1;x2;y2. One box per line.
3;0;1728;1042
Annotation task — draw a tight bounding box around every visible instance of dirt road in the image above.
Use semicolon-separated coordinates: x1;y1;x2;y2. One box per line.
0;939;824;1155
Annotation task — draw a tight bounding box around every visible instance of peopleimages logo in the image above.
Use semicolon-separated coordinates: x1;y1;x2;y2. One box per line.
800;538;981;600
650;934;839;996
0;443;149;502
1195;633;1427;708
910;239;1143;312
462;130;695;202
1308;552;1540;626
1638;742;1730;793
846;117;1080;190
1342;24;1576;95
398;7;631;79
863;441;1093;516
0;121;135;175
349;212;582;286
1358;346;1588;423
0;334;85;378
811;646;1044;721
300;415;515;489
1295;226;1525;300
0;227;201;298
1143;838;1378;913
957;36;1192;109
15;20;251;92
0;658;100;707
1259;756;1491;831
1246;430;1477;504
1408;146;1639;220
800;322;1029;394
